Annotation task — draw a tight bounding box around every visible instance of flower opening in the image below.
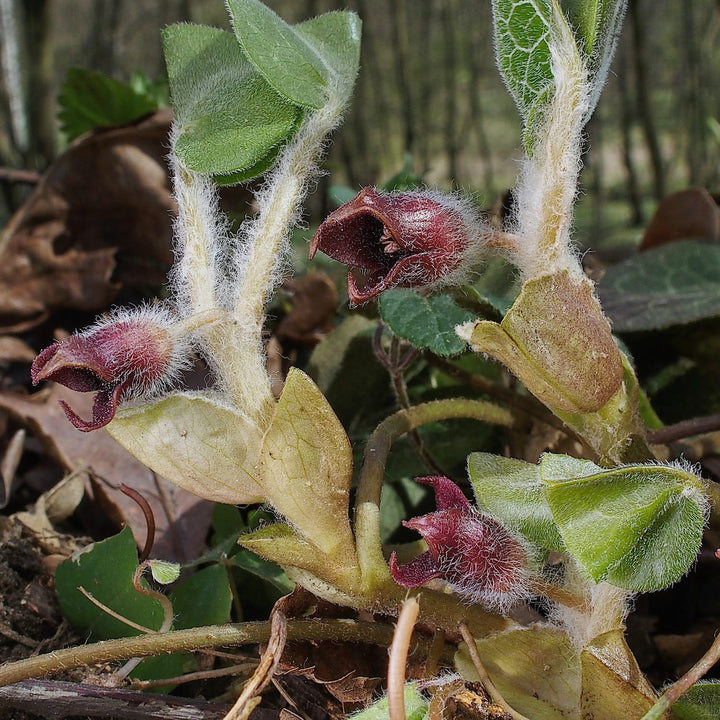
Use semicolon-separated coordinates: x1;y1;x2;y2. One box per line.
32;309;185;431
309;187;485;305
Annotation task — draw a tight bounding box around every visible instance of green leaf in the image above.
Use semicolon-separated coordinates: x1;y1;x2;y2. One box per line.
55;527;164;640
162;23;302;176
540;454;707;591
228;549;295;594
58;68;158;141
492;0;554;124
227;0;361;107
148;560;181;585
170;565;232;629
379;289;475;357
599;242;720;332
672;681;720;720
350;683;427;720
467;453;564;551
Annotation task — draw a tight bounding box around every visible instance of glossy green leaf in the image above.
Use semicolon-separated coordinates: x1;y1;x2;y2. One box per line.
540;454;707;591
379;289;474;357
228;549;295;594
55;527;164;640
58;68;159;141
170;564;232;630
162;23;302;176
599;242;720;332
350;683;427;720
109;391;266;506
467;453;564;551
671;682;720;720
227;0;361;107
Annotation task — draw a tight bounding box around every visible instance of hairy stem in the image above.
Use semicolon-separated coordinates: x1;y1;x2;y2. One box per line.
354;398;514;591
0;619;400;688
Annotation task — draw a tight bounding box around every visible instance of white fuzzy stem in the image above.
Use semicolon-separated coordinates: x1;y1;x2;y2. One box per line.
514;12;589;280
219;98;345;421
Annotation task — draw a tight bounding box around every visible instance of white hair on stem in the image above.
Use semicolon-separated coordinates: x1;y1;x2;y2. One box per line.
167;90;349;424
511;9;591;282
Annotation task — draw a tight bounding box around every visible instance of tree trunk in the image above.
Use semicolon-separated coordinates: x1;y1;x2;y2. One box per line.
628;0;665;201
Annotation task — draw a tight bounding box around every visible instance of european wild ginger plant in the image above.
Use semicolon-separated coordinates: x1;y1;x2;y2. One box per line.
4;0;720;718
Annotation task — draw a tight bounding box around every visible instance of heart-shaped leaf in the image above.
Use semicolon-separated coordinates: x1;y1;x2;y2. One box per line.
163;23;302;176
540;454;707;591
379;289;475;357
55;526;164;640
599;242;720;332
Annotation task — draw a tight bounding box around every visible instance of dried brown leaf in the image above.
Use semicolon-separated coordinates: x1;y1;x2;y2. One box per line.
639;187;720;251
0;384;213;562
0;111;175;332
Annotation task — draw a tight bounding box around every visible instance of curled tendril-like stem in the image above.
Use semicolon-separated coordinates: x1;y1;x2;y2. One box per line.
120;484;155;563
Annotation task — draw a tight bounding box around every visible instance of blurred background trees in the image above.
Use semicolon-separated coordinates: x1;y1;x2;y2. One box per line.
1;0;719;249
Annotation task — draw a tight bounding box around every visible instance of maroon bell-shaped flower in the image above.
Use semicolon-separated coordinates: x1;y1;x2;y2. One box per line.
32;310;181;432
389;476;530;612
309;187;484;305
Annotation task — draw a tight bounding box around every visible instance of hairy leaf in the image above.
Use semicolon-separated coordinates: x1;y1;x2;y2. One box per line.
163;23;302;176
467;452;564;551
671;682;720;720
540;454;706;591
227;0;361;107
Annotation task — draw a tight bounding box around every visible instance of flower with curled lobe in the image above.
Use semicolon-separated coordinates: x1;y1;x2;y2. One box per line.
309;187;488;305
389;476;530;612
31;308;188;432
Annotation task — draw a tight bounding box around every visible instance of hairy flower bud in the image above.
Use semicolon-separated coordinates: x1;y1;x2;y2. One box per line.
32;308;187;431
389;476;530;612
309;187;487;305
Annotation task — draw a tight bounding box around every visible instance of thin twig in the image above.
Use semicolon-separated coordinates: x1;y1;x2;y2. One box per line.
640;630;720;720
458;622;530;720
78;587;156;635
388;597;420;720
223;611;287;720
130;662;257;691
647;414;720;445
0;167;41;184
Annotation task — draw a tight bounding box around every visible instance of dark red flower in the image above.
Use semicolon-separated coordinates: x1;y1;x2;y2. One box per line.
31;313;178;432
309;187;480;305
389;476;529;611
